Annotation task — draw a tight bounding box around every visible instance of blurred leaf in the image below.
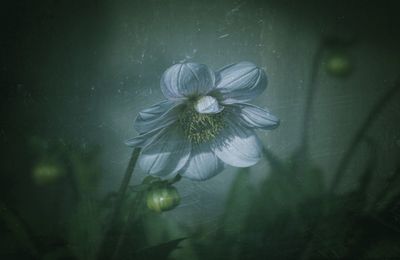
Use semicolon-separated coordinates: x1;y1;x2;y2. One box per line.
41;247;75;260
133;237;187;260
374;166;400;211
0;201;38;258
365;238;400;258
218;168;253;236
68;196;103;260
189;150;329;259
68;145;102;194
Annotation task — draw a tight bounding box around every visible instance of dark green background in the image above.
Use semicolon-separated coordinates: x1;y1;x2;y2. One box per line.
1;0;400;259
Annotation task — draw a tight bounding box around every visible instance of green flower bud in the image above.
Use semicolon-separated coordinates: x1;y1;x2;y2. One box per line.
32;161;64;185
325;52;352;77
146;185;180;213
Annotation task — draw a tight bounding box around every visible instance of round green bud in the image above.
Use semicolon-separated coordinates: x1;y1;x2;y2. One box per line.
146;185;180;213
325;52;352;77
32;161;64;185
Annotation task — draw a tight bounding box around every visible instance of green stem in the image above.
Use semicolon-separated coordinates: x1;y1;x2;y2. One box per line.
300;42;325;152
111;190;145;260
115;148;141;209
111;172;181;259
97;147;141;259
261;146;285;173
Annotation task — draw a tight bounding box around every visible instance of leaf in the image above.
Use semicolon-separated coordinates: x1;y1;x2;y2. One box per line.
0;201;39;258
68;196;103;260
218;168;253;237
133;237;187;260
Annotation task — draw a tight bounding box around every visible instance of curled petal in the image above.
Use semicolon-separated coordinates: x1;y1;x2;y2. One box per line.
230;103;279;130
134;101;182;133
161;62;216;99
139;126;191;176
194;95;223;114
211;118;262;167
181;143;224;181
216;62;267;104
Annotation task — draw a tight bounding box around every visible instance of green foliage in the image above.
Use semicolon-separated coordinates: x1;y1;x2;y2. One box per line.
0;201;39;258
133;237;187;260
187;149;400;259
68;196;104;260
7;72;400;259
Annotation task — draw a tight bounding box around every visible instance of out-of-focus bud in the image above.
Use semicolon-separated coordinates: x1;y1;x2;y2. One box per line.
325;52;352;77
32;161;64;185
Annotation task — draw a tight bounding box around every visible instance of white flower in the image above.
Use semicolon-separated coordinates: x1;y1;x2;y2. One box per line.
126;62;279;181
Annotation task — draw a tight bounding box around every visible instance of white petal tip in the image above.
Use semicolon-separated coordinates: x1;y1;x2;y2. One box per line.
194;95;223;114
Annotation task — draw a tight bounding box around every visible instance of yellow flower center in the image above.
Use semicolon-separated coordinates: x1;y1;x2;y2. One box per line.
178;101;224;144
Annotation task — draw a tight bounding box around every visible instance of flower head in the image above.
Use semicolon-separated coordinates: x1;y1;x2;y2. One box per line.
126;62;279;181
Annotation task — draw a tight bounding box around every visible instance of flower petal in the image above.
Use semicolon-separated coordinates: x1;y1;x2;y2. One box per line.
230;103;280;130
216;62;267;104
134;100;182;133
161;62;216;99
139;126;191;176
180;143;224;181
194;95;223;114
211;118;262;167
125;128;162;147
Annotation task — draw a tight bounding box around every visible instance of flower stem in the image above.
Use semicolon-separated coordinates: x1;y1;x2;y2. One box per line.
300;42;325;152
97;147;141;259
116;148;141;206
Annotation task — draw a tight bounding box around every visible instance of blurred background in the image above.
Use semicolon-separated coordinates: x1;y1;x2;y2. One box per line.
1;0;400;259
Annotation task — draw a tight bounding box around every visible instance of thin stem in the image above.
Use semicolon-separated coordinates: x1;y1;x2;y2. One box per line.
329;78;400;193
300;43;325;152
97;147;141;259
116;148;141;209
111;171;181;259
261;146;285;173
111;191;145;260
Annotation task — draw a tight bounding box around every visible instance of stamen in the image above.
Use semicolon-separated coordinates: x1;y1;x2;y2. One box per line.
178;102;224;144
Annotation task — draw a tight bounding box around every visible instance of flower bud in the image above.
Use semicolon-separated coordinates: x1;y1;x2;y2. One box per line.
325;52;352;77
32;161;64;185
146;185;180;213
